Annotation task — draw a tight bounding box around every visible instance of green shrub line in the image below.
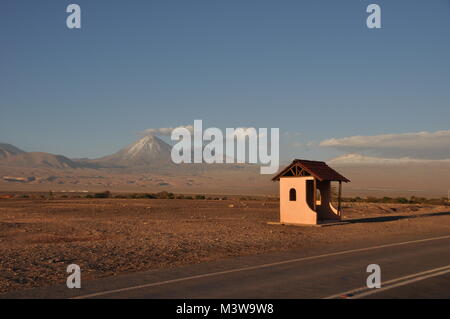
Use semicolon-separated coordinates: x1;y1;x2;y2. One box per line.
5;192;446;205
85;191;226;201
82;191;259;201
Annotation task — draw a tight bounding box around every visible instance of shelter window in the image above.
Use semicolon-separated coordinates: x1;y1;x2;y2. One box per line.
289;188;296;201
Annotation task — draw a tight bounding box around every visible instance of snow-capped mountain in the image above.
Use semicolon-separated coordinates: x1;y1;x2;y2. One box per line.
95;135;172;166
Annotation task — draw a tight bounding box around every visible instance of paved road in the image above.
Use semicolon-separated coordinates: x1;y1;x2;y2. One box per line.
3;234;450;299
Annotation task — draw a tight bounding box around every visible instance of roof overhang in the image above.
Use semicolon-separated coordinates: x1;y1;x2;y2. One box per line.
272;159;350;183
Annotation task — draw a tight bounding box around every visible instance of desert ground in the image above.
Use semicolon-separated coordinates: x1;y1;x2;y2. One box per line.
1;196;450;294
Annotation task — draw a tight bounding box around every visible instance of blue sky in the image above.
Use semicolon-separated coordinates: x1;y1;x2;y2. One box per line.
1;0;450;160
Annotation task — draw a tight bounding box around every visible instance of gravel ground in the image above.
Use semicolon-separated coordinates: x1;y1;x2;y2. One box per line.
1;198;449;293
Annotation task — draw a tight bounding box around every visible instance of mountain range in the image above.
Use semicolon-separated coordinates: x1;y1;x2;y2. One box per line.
0;137;270;195
1;138;449;197
0;136;173;169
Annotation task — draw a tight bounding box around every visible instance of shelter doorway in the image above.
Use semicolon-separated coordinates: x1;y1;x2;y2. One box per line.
306;180;315;210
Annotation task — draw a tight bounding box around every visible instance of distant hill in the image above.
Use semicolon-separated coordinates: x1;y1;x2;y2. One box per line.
0;143;90;169
0;152;84;169
0;143;25;159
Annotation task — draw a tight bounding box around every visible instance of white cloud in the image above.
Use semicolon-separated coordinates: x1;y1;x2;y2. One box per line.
141;125;194;136
320;130;450;159
328;153;450;166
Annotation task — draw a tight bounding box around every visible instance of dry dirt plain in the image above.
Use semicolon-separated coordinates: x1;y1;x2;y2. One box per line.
1;197;450;293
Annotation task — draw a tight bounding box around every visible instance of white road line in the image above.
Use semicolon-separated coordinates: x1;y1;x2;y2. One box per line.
72;234;450;299
325;264;450;299
353;267;450;299
353;268;450;299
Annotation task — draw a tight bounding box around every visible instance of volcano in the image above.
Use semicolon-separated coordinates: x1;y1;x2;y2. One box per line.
94;135;172;167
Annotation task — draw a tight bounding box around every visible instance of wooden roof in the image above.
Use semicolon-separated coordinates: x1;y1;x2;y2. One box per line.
272;159;350;182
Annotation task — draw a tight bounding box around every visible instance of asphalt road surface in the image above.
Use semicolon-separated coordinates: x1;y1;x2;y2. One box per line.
2;234;450;299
